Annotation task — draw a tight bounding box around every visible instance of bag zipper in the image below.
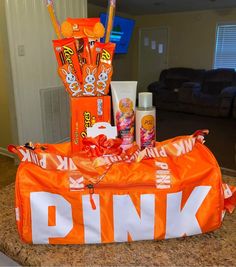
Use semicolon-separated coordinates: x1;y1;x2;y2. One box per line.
87;184;96;210
86;182;156;210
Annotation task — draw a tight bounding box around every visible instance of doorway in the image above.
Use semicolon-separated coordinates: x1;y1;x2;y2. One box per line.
138;27;168;92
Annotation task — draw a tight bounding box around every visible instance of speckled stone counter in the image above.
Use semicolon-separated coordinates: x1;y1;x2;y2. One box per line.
0;176;235;266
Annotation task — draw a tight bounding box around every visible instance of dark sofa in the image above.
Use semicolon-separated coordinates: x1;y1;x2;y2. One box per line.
148;67;236;117
148;68;205;111
233;97;236;119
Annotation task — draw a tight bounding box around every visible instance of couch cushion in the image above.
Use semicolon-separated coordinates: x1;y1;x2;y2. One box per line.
202;81;232;95
193;93;221;108
157;88;178;103
159;68;205;84
204;69;235;82
165;78;189;90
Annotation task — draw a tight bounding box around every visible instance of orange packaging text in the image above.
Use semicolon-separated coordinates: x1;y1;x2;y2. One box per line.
53;38;83;83
71;96;111;152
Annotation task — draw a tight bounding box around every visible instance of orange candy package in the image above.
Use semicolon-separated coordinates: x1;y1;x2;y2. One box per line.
92;42;115;66
54;38;115;97
58;64;83;97
82;64;97;96
53;38;83;83
92;42;115;95
99;42;116;65
70;95;111;152
96;63;113;95
9;131;236;244
61;18;101;39
76;37;91;66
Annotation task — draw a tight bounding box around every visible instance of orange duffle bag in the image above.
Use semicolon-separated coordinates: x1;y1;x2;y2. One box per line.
9;130;236;244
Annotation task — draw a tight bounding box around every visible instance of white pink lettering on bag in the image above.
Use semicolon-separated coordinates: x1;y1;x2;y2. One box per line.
18;136;200;171
29;186;211;244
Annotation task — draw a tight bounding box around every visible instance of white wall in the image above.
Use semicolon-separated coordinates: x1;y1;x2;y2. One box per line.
131;8;236;80
0;0;15;153
5;0;87;144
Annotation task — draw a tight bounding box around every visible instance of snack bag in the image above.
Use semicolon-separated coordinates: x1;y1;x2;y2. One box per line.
100;42;116;65
53;38;83;83
93;42;115;95
77;37;91;66
58;64;82;97
71;96;111;152
92;42;115;66
61;18;100;39
91;42;102;66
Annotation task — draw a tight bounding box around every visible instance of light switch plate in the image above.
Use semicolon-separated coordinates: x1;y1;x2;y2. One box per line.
18;45;25;56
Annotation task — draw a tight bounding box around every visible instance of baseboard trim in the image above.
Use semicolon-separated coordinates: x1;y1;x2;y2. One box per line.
0;147;14;158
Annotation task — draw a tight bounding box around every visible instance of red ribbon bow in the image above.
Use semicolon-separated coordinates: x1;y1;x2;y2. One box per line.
82;134;123;157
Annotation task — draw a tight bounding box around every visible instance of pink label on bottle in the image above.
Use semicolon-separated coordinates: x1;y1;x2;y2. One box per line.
140;114;155;149
116;98;135;146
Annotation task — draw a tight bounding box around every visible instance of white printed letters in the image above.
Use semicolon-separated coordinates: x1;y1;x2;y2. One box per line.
30;186;212;243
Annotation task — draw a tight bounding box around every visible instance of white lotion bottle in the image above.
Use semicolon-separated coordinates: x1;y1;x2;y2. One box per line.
135;92;156;149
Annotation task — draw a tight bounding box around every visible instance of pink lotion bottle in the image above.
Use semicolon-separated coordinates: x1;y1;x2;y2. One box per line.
135;92;156;149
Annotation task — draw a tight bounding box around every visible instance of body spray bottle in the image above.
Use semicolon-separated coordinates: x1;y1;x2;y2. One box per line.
135;92;156;149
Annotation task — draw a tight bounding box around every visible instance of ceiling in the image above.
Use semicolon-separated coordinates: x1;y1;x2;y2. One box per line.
88;0;236;16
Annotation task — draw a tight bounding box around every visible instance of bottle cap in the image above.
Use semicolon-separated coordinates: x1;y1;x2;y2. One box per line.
138;92;152;108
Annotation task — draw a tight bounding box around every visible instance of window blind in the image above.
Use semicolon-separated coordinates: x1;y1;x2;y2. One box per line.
214;24;236;69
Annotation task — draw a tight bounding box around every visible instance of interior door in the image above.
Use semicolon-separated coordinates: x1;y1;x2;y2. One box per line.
138;27;168;92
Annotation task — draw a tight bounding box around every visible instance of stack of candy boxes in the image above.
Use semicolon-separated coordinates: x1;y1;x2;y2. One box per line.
53;18;115;152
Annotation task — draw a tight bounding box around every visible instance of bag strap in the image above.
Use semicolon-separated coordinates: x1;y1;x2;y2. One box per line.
223;183;236;213
8;129;209;170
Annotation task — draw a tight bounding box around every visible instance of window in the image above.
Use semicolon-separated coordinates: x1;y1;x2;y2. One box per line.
214;24;236;69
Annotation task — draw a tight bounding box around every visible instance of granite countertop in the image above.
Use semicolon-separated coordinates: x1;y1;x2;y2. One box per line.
0;176;235;266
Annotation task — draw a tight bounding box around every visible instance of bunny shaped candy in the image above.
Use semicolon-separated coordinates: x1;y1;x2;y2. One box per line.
59;64;82;97
96;64;112;95
83;66;97;96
